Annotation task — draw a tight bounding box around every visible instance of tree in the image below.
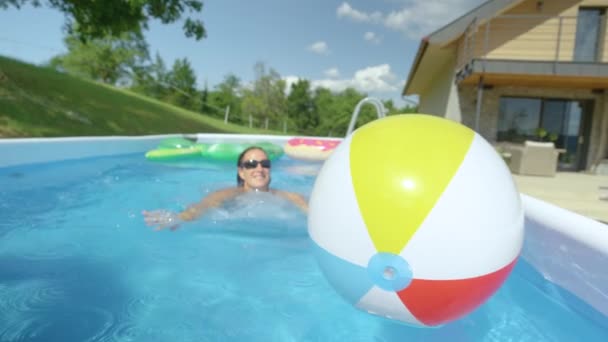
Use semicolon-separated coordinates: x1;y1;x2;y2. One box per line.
286;79;317;135
165;57;197;109
200;79;208;112
398;104;419;113
268;78;288;129
49;30;149;84
311;87;372;136
241;62;287;129
312;87;337;136
383;99;396;114
207;73;242;121
1;0;206;42
130;52;170;99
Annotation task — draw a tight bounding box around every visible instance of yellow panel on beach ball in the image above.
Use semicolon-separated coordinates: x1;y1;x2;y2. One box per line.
349;115;474;254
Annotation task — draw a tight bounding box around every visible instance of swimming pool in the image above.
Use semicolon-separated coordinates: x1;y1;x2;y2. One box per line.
1;134;608;341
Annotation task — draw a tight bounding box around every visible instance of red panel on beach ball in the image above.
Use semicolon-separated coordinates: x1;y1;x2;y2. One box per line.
397;258;518;326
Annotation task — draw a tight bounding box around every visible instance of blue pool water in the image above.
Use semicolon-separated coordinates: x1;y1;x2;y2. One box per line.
1;153;608;341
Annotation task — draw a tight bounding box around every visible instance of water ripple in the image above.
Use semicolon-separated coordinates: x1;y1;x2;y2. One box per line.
0;280;63;342
96;294;159;342
0;318;51;342
81;307;116;342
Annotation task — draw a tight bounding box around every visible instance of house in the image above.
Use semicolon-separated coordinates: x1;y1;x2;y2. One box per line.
402;0;608;173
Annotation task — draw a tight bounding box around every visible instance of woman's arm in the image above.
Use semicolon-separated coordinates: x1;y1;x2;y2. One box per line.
274;190;309;213
178;187;241;221
143;187;241;231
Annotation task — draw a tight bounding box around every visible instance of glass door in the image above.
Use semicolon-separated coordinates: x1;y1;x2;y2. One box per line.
497;97;594;171
540;100;566;139
574;8;605;62
535;99;593;171
557;101;593;171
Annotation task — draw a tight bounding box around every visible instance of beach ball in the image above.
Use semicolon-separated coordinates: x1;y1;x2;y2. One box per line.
308;114;524;327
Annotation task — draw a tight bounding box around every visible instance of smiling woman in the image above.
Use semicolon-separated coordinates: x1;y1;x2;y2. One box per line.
142;145;309;231
237;146;273;190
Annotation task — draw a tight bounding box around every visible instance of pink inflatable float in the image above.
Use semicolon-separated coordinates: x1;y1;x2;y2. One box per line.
284;137;342;161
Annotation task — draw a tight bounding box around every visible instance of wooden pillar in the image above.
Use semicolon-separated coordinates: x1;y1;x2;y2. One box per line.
474;76;485;132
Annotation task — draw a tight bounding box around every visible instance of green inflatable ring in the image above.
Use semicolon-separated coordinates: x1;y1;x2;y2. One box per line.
157;137;196;149
145;138;284;163
146;144;205;162
145;144;206;162
145;137;205;162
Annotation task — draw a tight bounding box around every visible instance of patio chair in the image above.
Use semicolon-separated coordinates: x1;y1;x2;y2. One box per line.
499;140;560;177
600;186;608;201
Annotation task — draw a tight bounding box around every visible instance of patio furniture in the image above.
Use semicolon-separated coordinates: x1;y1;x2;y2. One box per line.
498;141;560;177
600;186;608;201
593;159;608;175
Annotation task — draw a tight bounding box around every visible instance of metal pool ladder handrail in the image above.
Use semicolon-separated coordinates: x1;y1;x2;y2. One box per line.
346;97;388;137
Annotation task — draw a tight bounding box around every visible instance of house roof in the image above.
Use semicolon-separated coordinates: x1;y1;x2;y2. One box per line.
402;0;526;95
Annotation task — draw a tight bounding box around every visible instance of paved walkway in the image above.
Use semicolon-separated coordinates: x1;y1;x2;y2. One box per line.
512;172;608;223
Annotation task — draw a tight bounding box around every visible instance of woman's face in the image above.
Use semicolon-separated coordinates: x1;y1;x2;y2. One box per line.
238;148;271;191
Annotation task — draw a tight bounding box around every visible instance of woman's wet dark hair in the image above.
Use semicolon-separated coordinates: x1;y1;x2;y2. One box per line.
236;146;268;187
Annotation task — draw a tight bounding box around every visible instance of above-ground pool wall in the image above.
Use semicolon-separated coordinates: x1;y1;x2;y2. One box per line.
0;135;181;168
520;194;608;322
1;135;608;325
192;133;326;145
0;134;300;169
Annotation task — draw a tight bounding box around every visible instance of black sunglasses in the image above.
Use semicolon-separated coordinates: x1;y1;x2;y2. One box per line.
240;159;271;169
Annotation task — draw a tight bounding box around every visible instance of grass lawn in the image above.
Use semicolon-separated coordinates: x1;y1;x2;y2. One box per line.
0;56;284;138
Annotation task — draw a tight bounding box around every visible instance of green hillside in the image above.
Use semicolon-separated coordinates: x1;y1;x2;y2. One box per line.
0;56;281;138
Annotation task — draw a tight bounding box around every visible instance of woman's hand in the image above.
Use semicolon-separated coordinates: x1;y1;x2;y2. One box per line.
142;210;183;231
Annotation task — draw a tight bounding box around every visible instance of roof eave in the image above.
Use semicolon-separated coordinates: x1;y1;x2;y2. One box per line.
402;0;527;95
402;37;429;96
427;0;525;46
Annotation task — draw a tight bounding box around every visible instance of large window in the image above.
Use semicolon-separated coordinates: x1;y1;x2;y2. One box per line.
574;8;606;62
497;97;541;142
497;96;593;170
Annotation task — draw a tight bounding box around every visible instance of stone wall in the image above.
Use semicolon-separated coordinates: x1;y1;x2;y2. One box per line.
457;84;607;171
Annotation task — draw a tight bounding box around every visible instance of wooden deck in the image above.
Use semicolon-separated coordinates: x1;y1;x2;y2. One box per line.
512;172;608;223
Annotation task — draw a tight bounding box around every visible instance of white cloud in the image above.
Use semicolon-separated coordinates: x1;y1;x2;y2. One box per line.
281;64;400;96
352;64;399;92
308;41;330;55
281;65;409;108
240;80;254;92
312;64;400;93
283;75;301;92
324;67;340;78
363;31;381;44
337;1;482;39
336;2;383;23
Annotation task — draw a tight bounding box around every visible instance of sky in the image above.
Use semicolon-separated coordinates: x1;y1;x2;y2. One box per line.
0;0;485;108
